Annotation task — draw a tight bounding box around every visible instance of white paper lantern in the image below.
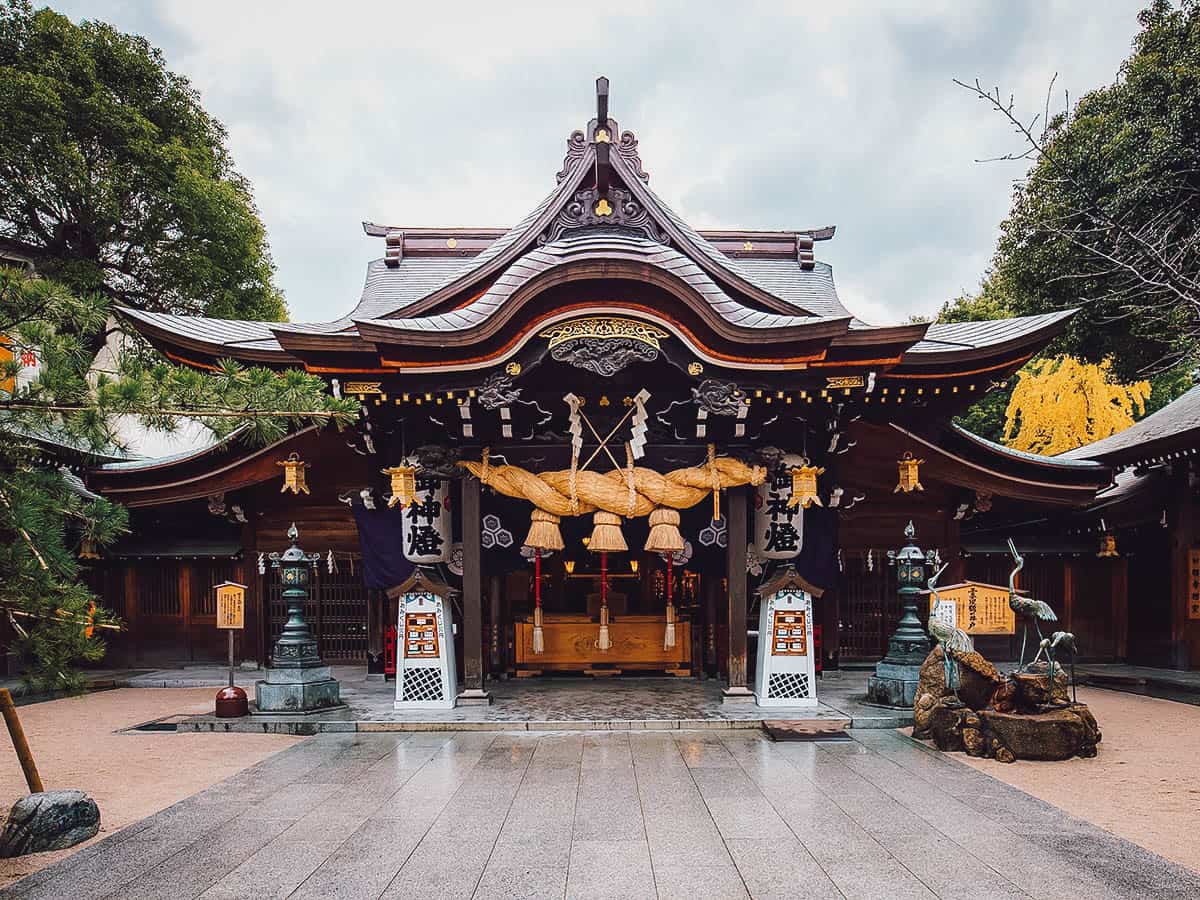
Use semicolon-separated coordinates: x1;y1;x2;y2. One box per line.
402;475;451;563
754;453;805;560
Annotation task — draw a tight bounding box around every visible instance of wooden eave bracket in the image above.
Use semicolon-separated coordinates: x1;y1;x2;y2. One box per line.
385;229;404;268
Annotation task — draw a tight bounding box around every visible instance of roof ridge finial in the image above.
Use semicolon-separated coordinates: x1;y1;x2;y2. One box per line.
596;76;609;129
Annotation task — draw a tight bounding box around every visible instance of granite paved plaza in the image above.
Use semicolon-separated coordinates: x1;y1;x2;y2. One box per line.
5;729;1197;900
176;671;910;732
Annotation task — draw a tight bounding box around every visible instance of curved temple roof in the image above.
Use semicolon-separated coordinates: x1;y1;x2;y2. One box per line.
116;83;1077;384
1060;383;1200;466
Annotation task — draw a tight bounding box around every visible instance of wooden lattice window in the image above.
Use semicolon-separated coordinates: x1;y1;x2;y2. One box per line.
193;560;239;616
138;562;181;616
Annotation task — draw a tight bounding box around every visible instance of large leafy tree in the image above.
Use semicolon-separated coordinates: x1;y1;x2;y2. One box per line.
0;268;355;691
0;1;286;331
1001;357;1151;455
960;0;1200;381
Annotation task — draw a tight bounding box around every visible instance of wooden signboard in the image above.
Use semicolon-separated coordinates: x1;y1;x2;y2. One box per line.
927;581;1015;635
403;611;440;659
214;582;247;630
771;609;808;656
1189;549;1200;620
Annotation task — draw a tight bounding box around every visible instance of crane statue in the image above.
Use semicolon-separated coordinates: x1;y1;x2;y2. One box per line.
1006;538;1057;673
926;562;974;697
1050;631;1079;703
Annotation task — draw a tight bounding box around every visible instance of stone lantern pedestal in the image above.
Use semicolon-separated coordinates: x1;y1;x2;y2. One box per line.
866;521;934;709
254;524;344;714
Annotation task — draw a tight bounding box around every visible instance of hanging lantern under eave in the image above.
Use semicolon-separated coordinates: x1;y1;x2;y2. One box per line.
787;458;825;509
78;537;100;560
277;452;311;495
382;464;417;509
894;451;925;494
1097;533;1119;558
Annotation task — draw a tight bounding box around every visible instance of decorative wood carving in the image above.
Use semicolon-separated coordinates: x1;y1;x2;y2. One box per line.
540;317;668;376
550;336;658;376
476;373;522;410
539;186;667;245
556;131;588;184
691;379;746;416
616;131;650;183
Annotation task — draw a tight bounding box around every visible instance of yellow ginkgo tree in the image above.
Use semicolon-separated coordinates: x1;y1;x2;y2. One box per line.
1002;356;1150;455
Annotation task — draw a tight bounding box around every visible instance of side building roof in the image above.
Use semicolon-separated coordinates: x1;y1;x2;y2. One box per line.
1060;383;1200;467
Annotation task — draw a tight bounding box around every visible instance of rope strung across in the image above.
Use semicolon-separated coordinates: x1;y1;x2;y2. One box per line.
458;454;766;518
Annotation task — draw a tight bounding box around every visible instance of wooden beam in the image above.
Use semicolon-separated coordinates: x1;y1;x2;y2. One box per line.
458;474;491;703
724;487;752;699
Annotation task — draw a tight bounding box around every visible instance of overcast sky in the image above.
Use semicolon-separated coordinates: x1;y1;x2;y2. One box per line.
57;1;1147;325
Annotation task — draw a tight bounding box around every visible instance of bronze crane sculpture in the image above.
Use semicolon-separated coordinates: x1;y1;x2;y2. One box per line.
1006;538;1057;672
1050;631;1079;703
926;562;974;697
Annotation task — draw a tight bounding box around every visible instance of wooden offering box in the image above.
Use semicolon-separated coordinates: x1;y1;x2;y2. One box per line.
515;614;691;674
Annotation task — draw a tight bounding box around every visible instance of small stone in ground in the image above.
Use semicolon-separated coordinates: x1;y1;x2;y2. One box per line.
0;790;100;858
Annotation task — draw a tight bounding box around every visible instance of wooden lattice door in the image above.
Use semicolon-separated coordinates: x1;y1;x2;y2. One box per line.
265;557;368;662
836;553;901;661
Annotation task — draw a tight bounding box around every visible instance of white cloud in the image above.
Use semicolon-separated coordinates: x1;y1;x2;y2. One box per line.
56;0;1146;324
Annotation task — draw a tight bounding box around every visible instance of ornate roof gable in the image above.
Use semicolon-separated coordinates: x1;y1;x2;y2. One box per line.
391;77;831;320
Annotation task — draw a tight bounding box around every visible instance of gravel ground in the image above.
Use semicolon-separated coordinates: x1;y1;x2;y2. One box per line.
0;687;299;888
940;685;1200;873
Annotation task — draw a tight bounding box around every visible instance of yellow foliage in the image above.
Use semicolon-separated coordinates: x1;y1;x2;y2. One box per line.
1002;356;1150;455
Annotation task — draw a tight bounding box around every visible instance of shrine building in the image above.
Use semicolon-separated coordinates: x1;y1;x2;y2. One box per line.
85;78;1133;700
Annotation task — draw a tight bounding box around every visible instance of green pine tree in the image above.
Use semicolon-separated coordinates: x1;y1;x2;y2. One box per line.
0;267;356;691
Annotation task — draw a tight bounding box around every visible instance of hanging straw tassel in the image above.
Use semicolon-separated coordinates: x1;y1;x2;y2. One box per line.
532;605;545;654
664;556;677;649
597;551;613;650
532;554;545;654
644;507;684;553
525;509;565;551
588;511;627;553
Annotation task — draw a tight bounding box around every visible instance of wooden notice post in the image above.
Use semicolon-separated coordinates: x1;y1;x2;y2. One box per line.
214;582;248;717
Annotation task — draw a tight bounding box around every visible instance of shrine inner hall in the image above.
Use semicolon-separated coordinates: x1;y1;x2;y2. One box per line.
86;77;1130;708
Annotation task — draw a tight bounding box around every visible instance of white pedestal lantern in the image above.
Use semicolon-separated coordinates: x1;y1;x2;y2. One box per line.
754;568;818;708
390;569;458;709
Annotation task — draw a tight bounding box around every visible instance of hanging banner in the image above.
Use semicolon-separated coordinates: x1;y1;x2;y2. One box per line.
402;475;451;564
754;454;805;560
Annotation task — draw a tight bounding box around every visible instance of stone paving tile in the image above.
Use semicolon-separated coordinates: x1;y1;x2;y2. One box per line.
472;863;567;900
565;839;655;900
724;837;841;900
289;818;428;900
8;727;1200;900
653;861;750;900
196;837;343;899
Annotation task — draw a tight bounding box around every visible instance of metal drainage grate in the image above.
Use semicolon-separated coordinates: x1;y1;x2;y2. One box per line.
121;714;189;733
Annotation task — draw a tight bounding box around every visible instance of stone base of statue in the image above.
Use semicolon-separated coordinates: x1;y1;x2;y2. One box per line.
866;662;923;708
254;640;344;715
913;645;1100;763
255;663;343;714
